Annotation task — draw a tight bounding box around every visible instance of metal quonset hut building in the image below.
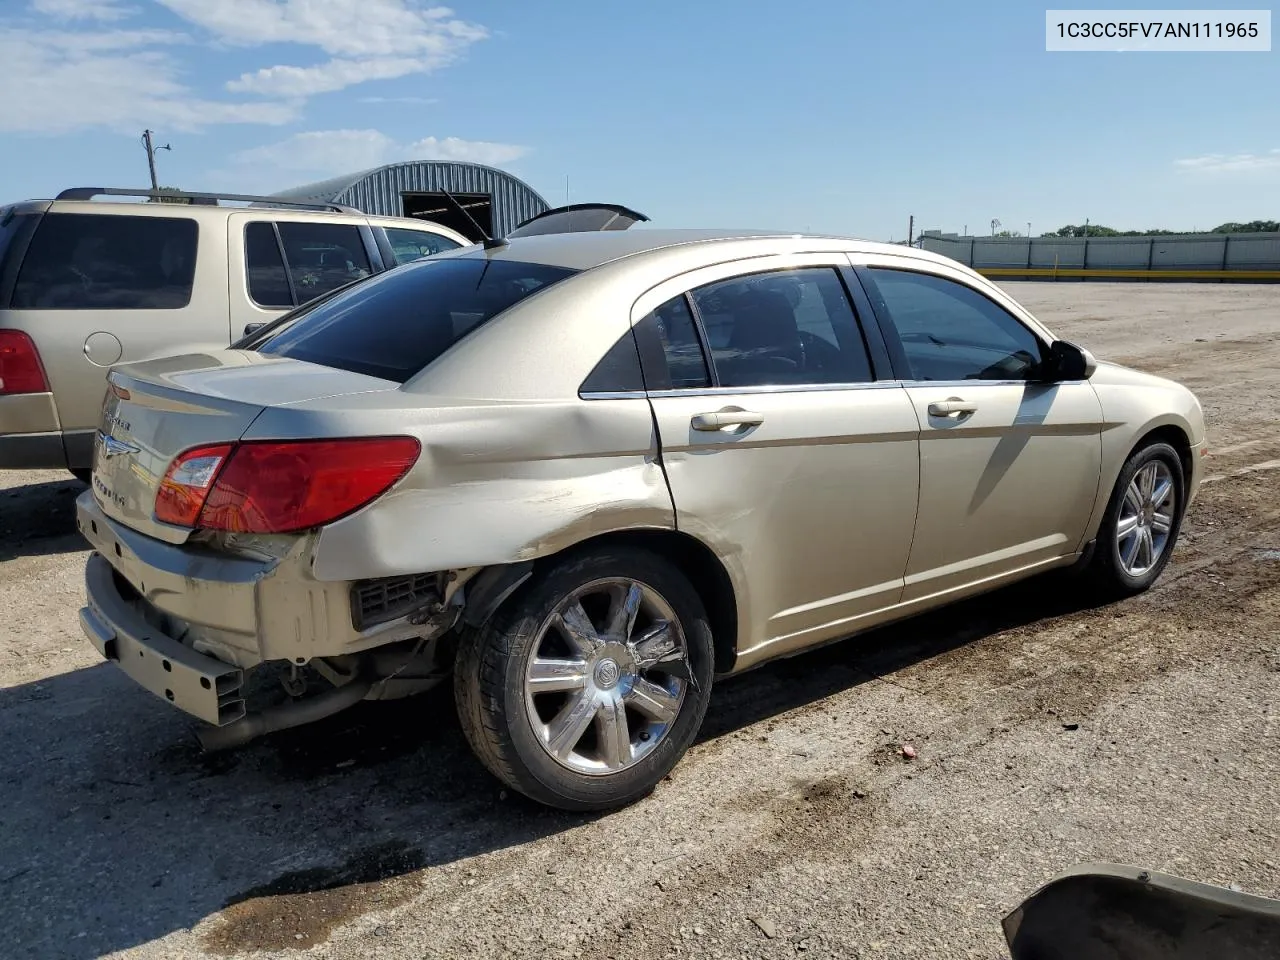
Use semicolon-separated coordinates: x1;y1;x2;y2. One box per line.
270;161;550;242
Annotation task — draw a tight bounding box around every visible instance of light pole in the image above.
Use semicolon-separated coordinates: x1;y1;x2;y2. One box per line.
1027;221;1031;238
141;129;171;192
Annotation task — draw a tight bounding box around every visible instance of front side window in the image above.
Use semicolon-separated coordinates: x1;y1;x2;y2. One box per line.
861;268;1045;381
384;227;463;264
12;213;197;310
257;257;578;383
689;268;872;388
276;221;372;304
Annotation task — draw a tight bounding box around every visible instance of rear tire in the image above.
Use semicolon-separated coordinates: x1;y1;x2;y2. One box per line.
453;546;715;811
1085;441;1185;598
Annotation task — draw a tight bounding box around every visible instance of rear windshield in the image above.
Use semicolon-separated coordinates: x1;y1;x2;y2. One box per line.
256;257;578;383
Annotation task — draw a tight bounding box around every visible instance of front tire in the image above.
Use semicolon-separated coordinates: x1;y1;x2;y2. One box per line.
1086;441;1185;598
454;546;715;811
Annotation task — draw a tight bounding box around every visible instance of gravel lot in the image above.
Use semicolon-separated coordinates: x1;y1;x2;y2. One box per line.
2;282;1278;960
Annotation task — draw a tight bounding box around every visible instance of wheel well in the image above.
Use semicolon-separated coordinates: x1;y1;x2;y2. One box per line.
1132;424;1193;486
536;529;740;674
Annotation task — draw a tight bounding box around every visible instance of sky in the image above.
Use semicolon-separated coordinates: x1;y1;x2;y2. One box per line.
1;0;1277;240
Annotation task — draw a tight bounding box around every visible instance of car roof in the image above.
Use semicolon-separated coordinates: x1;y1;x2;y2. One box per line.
447;227;954;272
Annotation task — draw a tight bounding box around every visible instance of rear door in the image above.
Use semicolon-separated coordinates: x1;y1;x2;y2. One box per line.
228;213;377;339
6;207;220;460
638;254;921;667
854;259;1103;603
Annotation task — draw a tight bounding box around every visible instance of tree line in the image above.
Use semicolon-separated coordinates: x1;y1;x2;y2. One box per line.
991;220;1279;238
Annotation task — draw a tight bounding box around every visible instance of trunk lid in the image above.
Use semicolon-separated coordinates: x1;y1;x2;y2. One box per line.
92;349;398;543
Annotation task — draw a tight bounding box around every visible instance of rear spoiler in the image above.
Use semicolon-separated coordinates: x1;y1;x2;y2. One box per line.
505;203;649;239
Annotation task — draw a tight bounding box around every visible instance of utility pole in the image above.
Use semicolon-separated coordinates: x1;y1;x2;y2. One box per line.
908;214;914;246
1027;221;1031;238
990;217;1001;237
1083;217;1089;238
141;129;171;193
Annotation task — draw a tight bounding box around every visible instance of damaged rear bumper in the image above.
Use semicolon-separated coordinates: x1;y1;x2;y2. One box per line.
80;553;246;725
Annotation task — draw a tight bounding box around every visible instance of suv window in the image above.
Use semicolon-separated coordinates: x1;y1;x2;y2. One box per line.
862;268;1045;381
277;222;372;304
257;257;578;383
244;221;292;308
689;268;872;387
384;227;462;265
11;213;197;310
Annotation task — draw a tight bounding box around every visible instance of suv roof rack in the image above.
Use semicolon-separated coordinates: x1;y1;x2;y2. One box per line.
54;187;363;215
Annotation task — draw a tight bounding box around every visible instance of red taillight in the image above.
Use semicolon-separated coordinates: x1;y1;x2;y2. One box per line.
0;330;50;395
155;437;420;534
156;443;234;527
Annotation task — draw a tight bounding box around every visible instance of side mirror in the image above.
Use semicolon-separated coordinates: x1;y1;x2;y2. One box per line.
242;322;266;337
1046;340;1096;381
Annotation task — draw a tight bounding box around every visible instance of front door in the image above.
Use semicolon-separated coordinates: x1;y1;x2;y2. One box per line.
855;263;1104;604
639;258;922;668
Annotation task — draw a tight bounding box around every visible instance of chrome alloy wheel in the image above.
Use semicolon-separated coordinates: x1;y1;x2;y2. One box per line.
1116;459;1176;577
524;578;692;776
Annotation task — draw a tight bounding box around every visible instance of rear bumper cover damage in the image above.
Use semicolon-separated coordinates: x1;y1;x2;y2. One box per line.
80;553;246;725
74;491;455;729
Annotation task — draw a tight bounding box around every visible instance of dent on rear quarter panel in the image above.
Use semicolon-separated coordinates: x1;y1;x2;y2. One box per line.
308;398;675;582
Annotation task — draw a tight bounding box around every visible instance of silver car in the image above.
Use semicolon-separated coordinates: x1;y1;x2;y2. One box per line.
75;229;1207;810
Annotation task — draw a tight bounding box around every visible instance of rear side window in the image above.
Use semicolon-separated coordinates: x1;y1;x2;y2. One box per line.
244;222;292;308
257;257;578;383
384;227;462;264
650;296;711;389
277;222;372;303
689;268;872;387
11;213;197;310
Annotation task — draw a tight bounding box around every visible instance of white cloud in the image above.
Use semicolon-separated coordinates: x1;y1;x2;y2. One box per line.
0;28;299;134
231;129;528;178
1175;150;1280;173
407;135;527;166
29;0;135;21
358;95;439;105
227;56;427;97
234;130;399;175
155;0;485;57
156;0;486;97
6;0;487;135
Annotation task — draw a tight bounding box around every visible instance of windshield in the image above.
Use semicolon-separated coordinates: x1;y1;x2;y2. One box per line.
255;256;578;383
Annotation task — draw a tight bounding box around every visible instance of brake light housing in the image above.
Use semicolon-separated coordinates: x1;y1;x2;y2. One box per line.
155;437;421;533
0;330;50;395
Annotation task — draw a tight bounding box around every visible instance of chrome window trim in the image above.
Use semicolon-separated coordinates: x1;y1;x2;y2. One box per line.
579;377;1087;401
581;380;909;401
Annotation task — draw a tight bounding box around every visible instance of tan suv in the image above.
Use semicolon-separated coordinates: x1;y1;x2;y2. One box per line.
0;187;468;481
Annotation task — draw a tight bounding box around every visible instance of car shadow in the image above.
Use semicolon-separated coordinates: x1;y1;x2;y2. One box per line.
0;572;1110;959
0;476;89;561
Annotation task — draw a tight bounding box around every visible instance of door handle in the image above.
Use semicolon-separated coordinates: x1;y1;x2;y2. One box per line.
927;398;978;417
243;322;266;336
691;410;765;432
